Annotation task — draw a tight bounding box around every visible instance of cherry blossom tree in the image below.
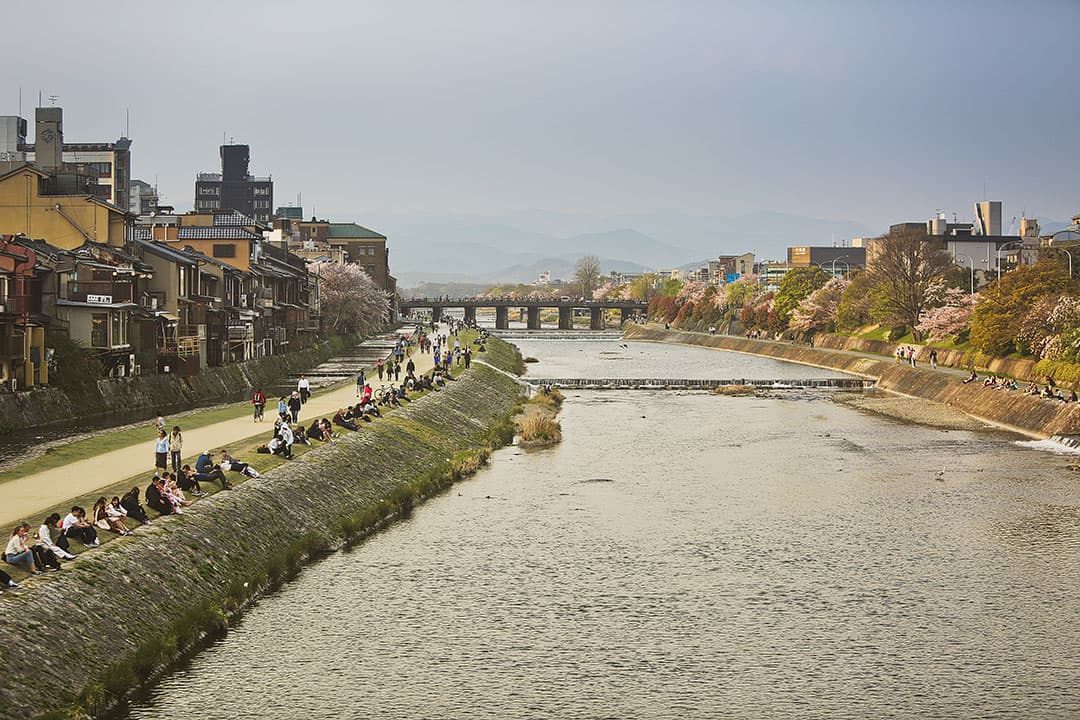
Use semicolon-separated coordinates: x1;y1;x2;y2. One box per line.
790;277;850;332
915;287;978;340
310;262;389;335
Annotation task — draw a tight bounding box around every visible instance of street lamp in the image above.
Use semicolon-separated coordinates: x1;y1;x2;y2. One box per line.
954;253;976;294
995;240;1025;277
1050;229;1079;279
828;255;849;277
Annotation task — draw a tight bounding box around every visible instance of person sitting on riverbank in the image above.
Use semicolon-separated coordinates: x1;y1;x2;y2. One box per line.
182;462;229;491
121;488;152;526
264;434;292;460
307;419;326;442
5;524;40;574
22;522;61;571
93;496;133;535
145;476;173;516
1025;382;1039;395
319;418;336;439
176;465;208;496
220;450;259;479
62;507;99;547
37;514;75;560
333;409;358;431
962;369;978;384
0;567;19;592
983;375;998;388
162;473;191;514
293;424;312;446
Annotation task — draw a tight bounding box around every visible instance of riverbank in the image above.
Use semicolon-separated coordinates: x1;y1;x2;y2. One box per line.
0;334;362;436
623;325;1080;440
0;337;525;720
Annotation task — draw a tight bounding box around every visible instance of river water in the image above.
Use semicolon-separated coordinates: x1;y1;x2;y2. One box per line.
119;338;1080;720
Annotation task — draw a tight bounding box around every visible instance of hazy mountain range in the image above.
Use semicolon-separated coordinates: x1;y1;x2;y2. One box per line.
350;208;1072;289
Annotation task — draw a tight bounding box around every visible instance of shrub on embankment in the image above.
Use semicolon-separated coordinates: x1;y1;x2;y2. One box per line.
0;338;525;720
0;334;359;434
624;325;1080;438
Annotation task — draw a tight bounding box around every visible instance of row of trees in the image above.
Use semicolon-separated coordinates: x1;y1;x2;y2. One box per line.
645;228;1079;367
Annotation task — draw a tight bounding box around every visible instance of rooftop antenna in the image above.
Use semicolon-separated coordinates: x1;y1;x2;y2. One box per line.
47;95;59;106
18;86;21;117
125;108;130;138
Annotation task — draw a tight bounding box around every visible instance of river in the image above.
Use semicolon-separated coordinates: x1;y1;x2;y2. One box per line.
118;337;1080;719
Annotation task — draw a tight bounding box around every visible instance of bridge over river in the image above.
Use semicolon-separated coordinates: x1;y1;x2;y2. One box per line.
399;297;648;330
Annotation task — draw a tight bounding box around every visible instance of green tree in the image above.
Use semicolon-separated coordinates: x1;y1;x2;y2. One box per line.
969;260;1077;355
864;227;953;339
774;266;831;327
836;270;875;331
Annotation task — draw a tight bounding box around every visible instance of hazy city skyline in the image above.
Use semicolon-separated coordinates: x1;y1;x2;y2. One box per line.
4;0;1078;232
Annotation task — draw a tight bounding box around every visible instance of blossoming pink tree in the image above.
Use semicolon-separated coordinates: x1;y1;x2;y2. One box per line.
310;262;390;335
915;287;977;340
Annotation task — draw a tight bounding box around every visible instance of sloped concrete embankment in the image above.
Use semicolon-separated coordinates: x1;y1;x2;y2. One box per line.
0;339;524;720
0;335;359;434
810;333;1046;382
624;325;1080;438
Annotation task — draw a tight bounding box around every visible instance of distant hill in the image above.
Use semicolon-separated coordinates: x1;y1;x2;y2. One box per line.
352;208;879;284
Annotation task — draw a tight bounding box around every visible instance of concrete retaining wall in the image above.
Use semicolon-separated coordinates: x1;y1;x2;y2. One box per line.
0;335;358;434
0;339;524;720
625;325;1080;438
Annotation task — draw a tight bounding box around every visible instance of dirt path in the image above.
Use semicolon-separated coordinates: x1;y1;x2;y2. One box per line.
0;327;451;528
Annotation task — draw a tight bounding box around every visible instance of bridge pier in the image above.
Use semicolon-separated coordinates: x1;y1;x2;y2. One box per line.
527;306;540;330
431;306;443;323
590;307;604;330
495;306;509;330
558;306;572;330
464;306;476;325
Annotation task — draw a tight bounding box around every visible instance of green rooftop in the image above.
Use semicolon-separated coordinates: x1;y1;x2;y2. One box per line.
327;222;386;239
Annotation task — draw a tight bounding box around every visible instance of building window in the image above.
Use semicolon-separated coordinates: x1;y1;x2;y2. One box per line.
91;313;108;347
111;311;127;346
213;244;237;258
199;187;220;196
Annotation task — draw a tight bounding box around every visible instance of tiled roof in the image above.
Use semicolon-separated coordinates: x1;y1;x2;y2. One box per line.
327;223;386;240
135;239;197;265
213;210;258;226
177;226;261;240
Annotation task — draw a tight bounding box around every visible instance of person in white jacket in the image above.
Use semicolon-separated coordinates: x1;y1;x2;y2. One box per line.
37;514;76;560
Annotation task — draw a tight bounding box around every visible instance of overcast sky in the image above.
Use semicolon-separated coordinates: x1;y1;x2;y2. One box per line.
5;0;1078;229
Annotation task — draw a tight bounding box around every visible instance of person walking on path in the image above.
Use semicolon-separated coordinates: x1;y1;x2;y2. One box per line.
356;369;366;397
406;357;415;377
154;430;169;471
377;358;385;381
929;349;938;369
394;361;401;381
298;375;311;404
288;392;302;424
252;387;266;422
169;426;183;474
277;396;288;421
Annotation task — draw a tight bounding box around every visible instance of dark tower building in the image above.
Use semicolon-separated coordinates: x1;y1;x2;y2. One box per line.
194;144;273;223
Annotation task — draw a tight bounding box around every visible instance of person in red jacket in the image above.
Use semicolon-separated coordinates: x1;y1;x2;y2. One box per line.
251;387;266;422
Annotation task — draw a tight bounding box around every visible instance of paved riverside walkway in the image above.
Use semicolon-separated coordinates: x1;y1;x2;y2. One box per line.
0;328;444;528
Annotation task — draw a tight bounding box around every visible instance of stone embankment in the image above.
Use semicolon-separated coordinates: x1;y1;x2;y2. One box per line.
0;338;525;720
0;335;358;434
624;325;1080;439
